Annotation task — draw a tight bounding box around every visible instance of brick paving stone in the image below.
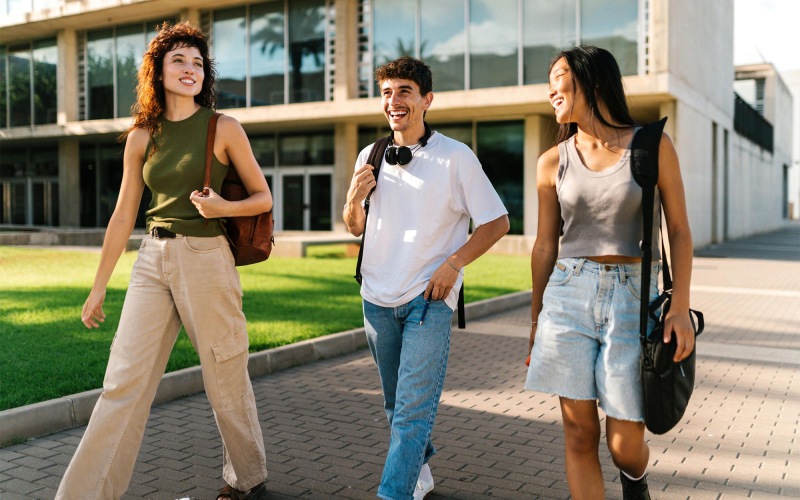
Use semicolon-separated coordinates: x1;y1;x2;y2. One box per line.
3;227;800;498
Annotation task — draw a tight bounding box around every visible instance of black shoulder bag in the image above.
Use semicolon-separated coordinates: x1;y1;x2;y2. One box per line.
632;117;704;435
354;137;466;328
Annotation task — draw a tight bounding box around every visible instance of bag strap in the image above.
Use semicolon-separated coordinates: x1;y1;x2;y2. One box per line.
634;118;705;342
354;137;390;285
203;112;222;194
632;117;667;343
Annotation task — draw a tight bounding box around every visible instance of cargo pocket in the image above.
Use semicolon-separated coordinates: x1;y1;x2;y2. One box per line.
210;332;250;410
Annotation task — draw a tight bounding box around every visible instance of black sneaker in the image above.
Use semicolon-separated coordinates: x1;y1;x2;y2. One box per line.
620;471;652;500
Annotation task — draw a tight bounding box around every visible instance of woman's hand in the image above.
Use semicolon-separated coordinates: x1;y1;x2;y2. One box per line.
663;308;696;362
82;289;107;329
190;187;230;219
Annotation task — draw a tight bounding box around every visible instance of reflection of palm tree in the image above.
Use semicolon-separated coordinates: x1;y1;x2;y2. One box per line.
249;3;326;103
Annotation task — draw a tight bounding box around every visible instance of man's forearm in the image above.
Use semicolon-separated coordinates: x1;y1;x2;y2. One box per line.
446;215;510;269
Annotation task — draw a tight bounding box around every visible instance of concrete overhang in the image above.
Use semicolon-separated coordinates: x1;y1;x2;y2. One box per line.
0;72;684;142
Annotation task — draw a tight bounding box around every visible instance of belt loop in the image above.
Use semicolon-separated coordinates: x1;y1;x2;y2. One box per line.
618;264;627;284
574;258;585;276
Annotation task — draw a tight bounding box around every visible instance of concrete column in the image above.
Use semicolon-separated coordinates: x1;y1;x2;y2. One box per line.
58;139;81;227
57;29;79;124
179;8;200;26
523;114;554;236
333;0;358;102
333;122;358;232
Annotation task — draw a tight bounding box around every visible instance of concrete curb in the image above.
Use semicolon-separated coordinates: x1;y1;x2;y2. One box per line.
0;290;531;447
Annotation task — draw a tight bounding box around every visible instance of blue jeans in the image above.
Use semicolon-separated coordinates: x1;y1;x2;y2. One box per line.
363;294;453;500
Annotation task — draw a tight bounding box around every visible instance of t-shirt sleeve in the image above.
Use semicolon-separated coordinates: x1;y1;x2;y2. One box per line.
454;147;508;227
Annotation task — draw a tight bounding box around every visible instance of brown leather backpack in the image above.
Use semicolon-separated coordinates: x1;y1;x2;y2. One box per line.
204;112;274;266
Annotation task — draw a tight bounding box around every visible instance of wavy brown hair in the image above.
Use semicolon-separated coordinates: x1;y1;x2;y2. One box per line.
120;22;217;144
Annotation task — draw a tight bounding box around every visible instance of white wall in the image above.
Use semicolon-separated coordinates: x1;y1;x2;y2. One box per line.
728;136;785;238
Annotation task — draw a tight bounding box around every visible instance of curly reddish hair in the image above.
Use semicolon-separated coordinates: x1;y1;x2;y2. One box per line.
121;22;217;143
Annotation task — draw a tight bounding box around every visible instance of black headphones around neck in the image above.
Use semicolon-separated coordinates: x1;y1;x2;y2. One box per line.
385;122;433;166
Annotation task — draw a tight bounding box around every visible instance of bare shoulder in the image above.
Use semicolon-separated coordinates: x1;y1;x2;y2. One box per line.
216;113;245;137
125;127;150;156
536;145;560;186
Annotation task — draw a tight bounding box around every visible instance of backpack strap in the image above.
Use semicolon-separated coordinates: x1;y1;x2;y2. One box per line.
631;117;667;341
354;137;390;285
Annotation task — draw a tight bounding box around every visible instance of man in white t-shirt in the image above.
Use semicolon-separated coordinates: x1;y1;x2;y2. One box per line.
344;56;509;500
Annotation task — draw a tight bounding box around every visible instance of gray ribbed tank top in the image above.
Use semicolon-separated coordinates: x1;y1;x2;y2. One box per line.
556;130;661;259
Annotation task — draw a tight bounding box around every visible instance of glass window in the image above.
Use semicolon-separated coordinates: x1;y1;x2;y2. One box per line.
0;47;7;128
435;123;472;148
476;121;523;234
250;136;277;167
116;24;145;119
580;0;638;75
523;0;575;84
87;29;115;119
279;131;334;166
250;1;285;106
469;0;518;89
29;147;57;176
421;0;465;92
214;7;248;109
309;173;331;230
288;0;326;103
282;174;304;230
8;44;31;127
0;148;26;177
33;39;57;125
373;0;416;68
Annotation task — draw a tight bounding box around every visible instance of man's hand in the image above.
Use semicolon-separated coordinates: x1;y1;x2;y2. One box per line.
424;259;460;301
347;164;376;204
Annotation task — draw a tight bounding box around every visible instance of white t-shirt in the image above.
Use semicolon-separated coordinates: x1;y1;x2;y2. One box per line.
356;131;508;310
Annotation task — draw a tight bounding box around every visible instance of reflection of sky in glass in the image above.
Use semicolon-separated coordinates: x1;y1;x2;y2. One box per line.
374;0;416;65
251;4;284;76
523;0;575;47
214;8;247;80
581;0;637;41
88;32;114;86
33;40;57;66
115;27;144;70
421;0;465;60
469;0;518;56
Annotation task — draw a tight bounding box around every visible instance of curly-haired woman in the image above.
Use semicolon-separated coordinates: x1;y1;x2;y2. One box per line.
56;22;272;500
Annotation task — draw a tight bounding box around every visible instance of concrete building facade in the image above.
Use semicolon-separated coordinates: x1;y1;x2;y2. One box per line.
0;0;793;248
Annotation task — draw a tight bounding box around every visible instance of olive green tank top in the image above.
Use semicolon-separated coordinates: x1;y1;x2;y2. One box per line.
143;106;228;236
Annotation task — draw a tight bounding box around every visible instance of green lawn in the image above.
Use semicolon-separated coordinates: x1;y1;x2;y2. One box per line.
0;245;530;411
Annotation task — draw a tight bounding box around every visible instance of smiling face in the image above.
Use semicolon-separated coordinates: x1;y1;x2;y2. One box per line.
161;44;204;99
548;57;587;124
380;78;432;142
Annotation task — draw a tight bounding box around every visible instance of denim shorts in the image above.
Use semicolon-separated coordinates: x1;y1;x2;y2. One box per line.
525;258;659;422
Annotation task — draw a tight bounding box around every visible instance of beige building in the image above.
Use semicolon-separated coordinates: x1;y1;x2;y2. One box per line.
0;0;792;248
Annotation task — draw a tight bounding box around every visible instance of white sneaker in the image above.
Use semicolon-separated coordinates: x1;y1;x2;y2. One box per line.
413;465;434;500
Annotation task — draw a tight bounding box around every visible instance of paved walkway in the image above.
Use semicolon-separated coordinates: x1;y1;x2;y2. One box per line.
1;226;799;499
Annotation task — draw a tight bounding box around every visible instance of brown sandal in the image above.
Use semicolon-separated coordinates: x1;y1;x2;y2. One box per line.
217;481;268;500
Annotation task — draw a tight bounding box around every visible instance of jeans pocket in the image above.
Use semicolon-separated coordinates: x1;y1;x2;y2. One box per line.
547;260;574;287
210;332;250;410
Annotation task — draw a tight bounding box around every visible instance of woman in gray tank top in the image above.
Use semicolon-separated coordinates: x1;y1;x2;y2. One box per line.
524;45;696;500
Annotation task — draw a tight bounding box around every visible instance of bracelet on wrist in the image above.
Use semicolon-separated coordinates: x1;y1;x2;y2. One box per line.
445;259;463;275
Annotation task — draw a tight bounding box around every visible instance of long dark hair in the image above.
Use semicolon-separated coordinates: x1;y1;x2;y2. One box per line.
120;22;217;144
551;45;637;143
